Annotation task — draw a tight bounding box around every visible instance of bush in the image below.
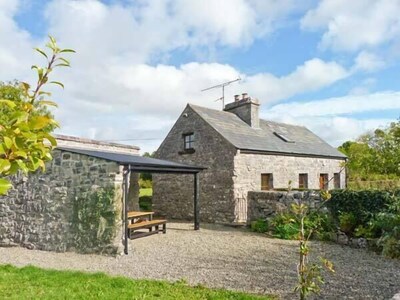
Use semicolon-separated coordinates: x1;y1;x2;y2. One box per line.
339;212;357;235
250;219;268;233
264;211;335;240
380;236;400;259
328;189;400;228
139;179;152;189
139;196;152;211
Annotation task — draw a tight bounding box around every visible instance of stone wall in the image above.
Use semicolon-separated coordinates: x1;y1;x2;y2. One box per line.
153;105;238;223
247;190;323;222
0;149;124;255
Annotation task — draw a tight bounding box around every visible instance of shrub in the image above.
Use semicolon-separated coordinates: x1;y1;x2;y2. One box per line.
139;179;152;189
380;236;400;259
250;219;268;233
328;189;400;228
338;212;357;235
266;211;335;241
71;187;117;252
139;196;152;211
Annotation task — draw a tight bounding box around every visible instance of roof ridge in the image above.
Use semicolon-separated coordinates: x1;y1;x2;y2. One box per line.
188;103;305;129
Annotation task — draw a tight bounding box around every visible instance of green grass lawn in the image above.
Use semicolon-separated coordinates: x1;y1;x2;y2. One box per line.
140;187;153;197
0;265;274;300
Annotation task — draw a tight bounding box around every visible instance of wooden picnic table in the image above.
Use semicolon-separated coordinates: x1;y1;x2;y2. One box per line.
126;210;166;239
127;211;154;219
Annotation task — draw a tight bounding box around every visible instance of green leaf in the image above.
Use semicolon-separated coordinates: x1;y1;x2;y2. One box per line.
57;57;70;65
0;99;16;108
44;134;57;147
16;160;29;173
37;100;58;107
38;91;52;96
14;151;28;159
3;137;13;149
49;81;64;89
32;66;44;80
0;144;5;155
0;159;11;173
55;63;70;68
34;47;48;59
20;82;30;92
49;35;56;45
60;49;76;53
30;116;52;130
0;178;12;195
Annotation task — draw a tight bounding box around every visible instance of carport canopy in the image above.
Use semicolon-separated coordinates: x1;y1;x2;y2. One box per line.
57;147;205;254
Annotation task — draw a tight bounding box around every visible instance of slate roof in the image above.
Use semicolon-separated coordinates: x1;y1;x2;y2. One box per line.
189;104;346;159
57;146;205;173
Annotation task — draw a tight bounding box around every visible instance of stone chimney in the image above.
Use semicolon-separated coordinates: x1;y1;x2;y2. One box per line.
224;93;260;128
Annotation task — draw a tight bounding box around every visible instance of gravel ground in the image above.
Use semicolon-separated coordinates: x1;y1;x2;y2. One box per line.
0;222;399;299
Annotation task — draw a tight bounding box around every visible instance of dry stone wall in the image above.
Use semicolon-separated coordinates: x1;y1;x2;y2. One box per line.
247;190;323;222
0;149;124;255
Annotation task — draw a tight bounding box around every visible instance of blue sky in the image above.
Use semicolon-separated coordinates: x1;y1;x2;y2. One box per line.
1;0;400;153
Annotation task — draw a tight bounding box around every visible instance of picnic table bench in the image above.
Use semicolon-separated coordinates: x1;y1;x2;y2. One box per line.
127;211;166;239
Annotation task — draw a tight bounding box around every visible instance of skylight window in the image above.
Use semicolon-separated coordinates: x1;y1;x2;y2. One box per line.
274;131;295;143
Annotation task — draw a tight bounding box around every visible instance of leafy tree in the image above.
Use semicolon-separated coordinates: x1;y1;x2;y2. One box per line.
339;120;400;180
0;36;74;194
140;152;155;181
291;186;334;300
0;81;56;132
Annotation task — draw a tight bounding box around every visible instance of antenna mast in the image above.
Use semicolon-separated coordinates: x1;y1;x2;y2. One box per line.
201;77;241;109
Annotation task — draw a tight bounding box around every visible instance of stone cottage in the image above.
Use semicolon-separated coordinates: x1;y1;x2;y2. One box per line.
0;135;140;255
153;94;347;224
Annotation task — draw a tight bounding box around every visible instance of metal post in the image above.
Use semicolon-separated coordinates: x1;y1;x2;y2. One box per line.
123;166;131;255
194;172;200;230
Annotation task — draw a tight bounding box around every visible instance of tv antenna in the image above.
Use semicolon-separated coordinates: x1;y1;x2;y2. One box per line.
201;77;241;109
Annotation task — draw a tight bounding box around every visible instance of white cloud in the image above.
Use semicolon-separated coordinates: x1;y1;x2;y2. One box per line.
265;91;400;118
0;0;37;81
353;51;386;72
301;0;400;52
241;58;348;103
299;117;393;146
263;92;400;146
0;0;373;153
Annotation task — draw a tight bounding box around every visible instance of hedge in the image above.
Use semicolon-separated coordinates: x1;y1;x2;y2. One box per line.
328;189;400;226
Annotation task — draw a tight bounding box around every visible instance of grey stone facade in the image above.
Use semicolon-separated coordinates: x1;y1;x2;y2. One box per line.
233;152;345;222
0;136;140;255
153;95;346;224
153;106;238;223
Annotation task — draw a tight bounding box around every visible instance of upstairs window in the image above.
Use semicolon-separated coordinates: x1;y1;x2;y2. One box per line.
299;173;308;189
183;133;195;150
261;173;273;190
334;173;341;189
319;173;329;190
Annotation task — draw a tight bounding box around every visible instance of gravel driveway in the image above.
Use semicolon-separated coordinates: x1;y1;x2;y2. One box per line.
0;222;399;299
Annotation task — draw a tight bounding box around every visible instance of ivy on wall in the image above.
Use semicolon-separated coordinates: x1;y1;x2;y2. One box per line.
71;187;118;254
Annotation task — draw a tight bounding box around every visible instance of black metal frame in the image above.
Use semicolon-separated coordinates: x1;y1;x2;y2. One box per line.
123;164;203;255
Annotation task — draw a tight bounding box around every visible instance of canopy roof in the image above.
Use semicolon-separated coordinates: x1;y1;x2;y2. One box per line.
57;147;205;173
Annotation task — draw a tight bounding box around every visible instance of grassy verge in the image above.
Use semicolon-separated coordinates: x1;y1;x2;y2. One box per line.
140;187;153;197
0;265;274;300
